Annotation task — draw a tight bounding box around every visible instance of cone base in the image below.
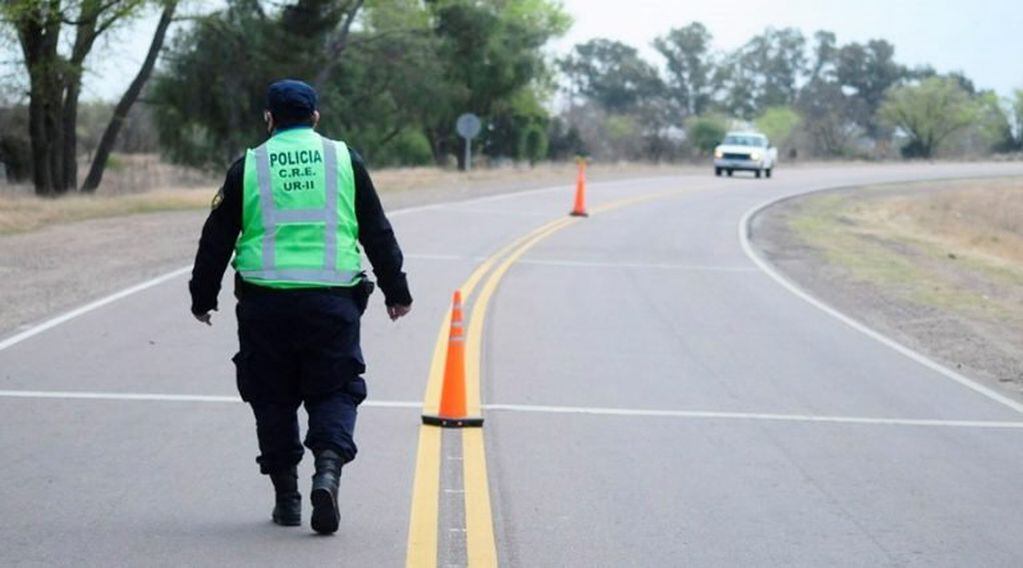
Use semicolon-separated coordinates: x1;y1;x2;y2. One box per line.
569;210;589;217
422;414;485;428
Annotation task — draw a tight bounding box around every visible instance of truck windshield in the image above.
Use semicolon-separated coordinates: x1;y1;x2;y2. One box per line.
722;135;767;147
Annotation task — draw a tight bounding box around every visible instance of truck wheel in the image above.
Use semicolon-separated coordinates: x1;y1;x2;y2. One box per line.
726;169;733;177
715;167;722;177
766;168;773;178
755;169;762;179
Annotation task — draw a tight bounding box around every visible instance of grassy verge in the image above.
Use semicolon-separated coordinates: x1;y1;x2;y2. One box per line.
788;177;1023;326
0;189;215;235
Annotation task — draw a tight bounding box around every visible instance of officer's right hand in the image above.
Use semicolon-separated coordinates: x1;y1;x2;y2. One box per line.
193;312;213;326
387;304;411;321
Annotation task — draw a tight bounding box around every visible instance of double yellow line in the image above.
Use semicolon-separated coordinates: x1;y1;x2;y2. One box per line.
406;215;576;567
405;190;682;567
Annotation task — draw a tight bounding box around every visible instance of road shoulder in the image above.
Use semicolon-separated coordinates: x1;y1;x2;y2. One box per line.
752;176;1023;398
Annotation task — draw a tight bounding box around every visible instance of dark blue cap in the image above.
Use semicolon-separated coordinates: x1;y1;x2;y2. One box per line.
266;79;318;122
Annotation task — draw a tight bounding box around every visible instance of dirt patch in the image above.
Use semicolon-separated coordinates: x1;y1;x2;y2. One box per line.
753;177;1023;396
0;161;695;337
0;210;208;336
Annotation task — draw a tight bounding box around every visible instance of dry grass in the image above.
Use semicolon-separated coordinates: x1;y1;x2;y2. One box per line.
0;154;220;199
0;154;220;234
858;178;1023;267
789;177;1023;322
0;189;215;234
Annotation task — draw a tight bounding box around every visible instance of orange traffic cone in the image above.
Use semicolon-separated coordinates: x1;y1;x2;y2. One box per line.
570;157;589;217
422;291;484;428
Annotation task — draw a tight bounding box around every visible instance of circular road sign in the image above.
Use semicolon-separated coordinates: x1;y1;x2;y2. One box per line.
456;113;482;140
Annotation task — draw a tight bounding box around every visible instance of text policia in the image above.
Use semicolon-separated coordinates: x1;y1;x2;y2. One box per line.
271;148;323;192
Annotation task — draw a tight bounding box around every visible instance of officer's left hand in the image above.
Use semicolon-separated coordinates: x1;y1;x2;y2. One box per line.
193;312;213;326
387;304;411;321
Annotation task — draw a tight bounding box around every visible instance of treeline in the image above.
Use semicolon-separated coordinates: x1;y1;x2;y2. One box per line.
150;0;569;170
152;8;1022;170
1;2;1021;197
559;25;1023;161
0;0;570;194
0;0;178;196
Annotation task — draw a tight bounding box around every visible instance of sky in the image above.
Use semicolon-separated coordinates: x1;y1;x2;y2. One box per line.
551;0;1022;96
81;0;1022;101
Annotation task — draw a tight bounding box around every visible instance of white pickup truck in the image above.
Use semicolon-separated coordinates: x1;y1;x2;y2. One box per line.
713;131;777;179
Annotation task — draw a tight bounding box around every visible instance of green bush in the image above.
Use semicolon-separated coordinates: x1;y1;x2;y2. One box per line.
755;106;801;148
686;114;728;155
371;130;434;167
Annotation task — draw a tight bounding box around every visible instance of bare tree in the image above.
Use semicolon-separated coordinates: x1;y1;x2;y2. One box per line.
312;0;364;90
81;0;176;192
3;0;148;196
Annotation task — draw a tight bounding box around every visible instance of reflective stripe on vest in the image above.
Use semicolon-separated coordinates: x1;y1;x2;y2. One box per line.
235;132;361;287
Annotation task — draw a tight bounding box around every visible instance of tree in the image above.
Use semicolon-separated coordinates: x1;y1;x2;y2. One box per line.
151;0;567;170
755;106;800;151
423;0;569;168
716;27;806;119
835;39;906;138
481;88;549;162
653;22;715;116
560;38;678;161
808;30;837;82
152;2;270;168
151;0;368;169
968;91;1015;154
81;0;177;192
546;117;585;160
310;0;365;89
1004;89;1023;151
879;76;978;158
3;0;150;196
795;78;862;156
685;114;727;155
560;39;664;113
319;0;446;165
519;124;547;166
0;105;33;181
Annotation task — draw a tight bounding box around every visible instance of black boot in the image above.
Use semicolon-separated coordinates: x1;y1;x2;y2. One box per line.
310;449;342;534
269;467;302;527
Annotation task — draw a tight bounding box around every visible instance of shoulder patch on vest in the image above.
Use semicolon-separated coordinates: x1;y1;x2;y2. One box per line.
211;188;224;210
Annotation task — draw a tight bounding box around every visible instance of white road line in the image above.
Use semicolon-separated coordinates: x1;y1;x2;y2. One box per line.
0;267;193;352
739;191;1023;415
1;389;1021;429
483;403;1023;428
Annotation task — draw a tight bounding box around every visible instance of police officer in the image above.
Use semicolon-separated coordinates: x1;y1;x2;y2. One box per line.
189;79;412;534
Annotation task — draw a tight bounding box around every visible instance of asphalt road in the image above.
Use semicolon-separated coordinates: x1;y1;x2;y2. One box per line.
2;163;1023;567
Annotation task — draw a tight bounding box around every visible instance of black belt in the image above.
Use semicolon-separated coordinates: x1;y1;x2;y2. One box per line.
235;274;358;298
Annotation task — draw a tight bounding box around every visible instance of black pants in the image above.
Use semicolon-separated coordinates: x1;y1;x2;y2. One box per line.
234;287;368;475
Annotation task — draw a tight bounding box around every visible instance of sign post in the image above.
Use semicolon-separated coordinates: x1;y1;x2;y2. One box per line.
455;113;482;172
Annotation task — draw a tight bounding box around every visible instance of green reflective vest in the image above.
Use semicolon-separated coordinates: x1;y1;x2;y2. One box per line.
233;128;361;288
